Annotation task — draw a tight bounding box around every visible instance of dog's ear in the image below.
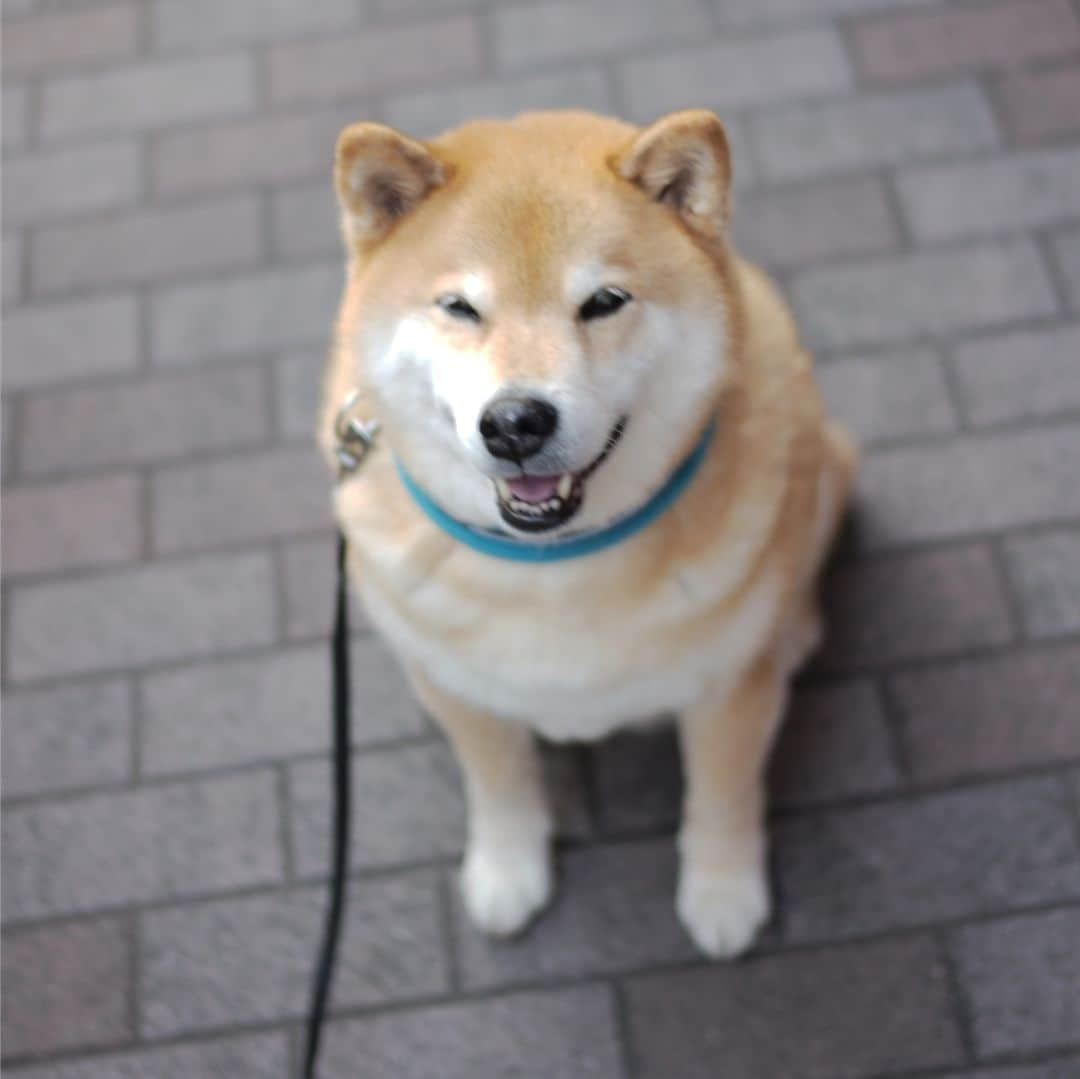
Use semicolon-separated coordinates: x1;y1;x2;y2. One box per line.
334;122;446;250
615;110;731;238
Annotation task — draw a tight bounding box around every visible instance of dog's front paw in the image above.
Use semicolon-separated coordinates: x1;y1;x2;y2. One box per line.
461;842;553;937
676;863;770;959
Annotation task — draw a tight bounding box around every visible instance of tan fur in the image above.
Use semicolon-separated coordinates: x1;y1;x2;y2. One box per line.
318;109;856;956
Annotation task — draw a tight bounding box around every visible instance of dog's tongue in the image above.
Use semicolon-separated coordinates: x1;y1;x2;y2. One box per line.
506;474;560;504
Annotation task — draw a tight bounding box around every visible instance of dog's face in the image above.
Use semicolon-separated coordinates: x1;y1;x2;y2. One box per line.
335;110;738;535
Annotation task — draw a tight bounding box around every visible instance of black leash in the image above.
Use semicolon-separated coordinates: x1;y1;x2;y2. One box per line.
301;529;352;1078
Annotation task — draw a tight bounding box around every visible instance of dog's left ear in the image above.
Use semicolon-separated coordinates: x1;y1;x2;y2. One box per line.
615;110;731;238
334;122;446;251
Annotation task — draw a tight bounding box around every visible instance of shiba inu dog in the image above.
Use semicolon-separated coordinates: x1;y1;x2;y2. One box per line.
318;109;855;958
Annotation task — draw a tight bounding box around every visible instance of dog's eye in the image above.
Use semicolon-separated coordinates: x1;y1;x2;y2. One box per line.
437;294;482;322
579;286;632;321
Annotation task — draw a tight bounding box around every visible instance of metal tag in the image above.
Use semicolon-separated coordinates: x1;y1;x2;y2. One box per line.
333;389;380;480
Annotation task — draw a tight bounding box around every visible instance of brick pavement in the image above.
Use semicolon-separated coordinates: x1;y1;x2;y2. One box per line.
3;1;1080;1076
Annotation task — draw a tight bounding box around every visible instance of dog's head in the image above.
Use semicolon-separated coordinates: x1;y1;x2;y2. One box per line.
334;109;740;536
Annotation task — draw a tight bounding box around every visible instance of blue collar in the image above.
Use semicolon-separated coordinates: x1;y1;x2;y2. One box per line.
394;417;716;563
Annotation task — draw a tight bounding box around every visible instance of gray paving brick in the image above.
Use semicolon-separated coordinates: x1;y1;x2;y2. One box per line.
290;741;465;875
19;364;269;476
2;472;141;576
890;644;1080;782
817;348;956;445
2;679;132;800
151;0;358;51
954;907;1080;1057
588;683;901;828
4;141;141;227
592;725;681;834
793;240;1057;350
1052;227;1080;310
1004;530;1080;639
751;85;998;181
141;637;426;775
725;120;757;192
319;985;622;1079
4;1032;289;1079
1001;64;1080;145
273;347;326;437
711;0;933;26
734;177;898;269
817;545;1012;671
280;532;371;640
779;777;1080;942
455;840;697;990
934;1062;1080;1079
898;149;1080;242
620;28;851;122
3;293;139;392
151;262;339;364
2;401;13;481
3;84;29;150
141;873;448;1037
495;0;710;71
373;0;485;14
2;917;131;1059
6;550;277;682
625;935;963;1079
853;0;1080;85
41;53;257;139
770;681;901;807
853;425;1080;550
588;689;891;831
385;66;615;139
2;770;283;922
2;3;139;77
152;445;331;554
952;324;1080;427
271;185;339;261
3;231;23;306
267;16;483;104
152;107;353;197
31;195;263;296
540;744;593;841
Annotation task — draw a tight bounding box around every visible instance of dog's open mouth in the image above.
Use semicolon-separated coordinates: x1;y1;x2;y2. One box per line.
493;420;625;533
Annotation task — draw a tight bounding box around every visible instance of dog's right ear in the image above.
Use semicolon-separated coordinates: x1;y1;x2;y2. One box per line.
334;122;446;251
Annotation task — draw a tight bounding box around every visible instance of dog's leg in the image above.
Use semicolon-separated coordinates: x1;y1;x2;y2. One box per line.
676;656;786;958
409;669;553;936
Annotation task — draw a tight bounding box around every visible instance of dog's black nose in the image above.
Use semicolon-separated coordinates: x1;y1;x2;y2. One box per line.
479;397;559;461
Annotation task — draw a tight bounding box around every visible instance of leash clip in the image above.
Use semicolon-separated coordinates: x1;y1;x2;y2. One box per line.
333;389;380;479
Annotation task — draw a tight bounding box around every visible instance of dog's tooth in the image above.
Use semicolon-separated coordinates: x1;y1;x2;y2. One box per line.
557;474;573;499
495;478;511;499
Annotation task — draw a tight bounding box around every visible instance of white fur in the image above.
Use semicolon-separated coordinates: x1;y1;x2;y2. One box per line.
359;554;783;742
676;858;770;958
461;794;553;935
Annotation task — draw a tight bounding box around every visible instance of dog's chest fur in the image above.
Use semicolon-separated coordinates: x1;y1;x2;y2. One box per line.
335;437;798;742
373;560;782;741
